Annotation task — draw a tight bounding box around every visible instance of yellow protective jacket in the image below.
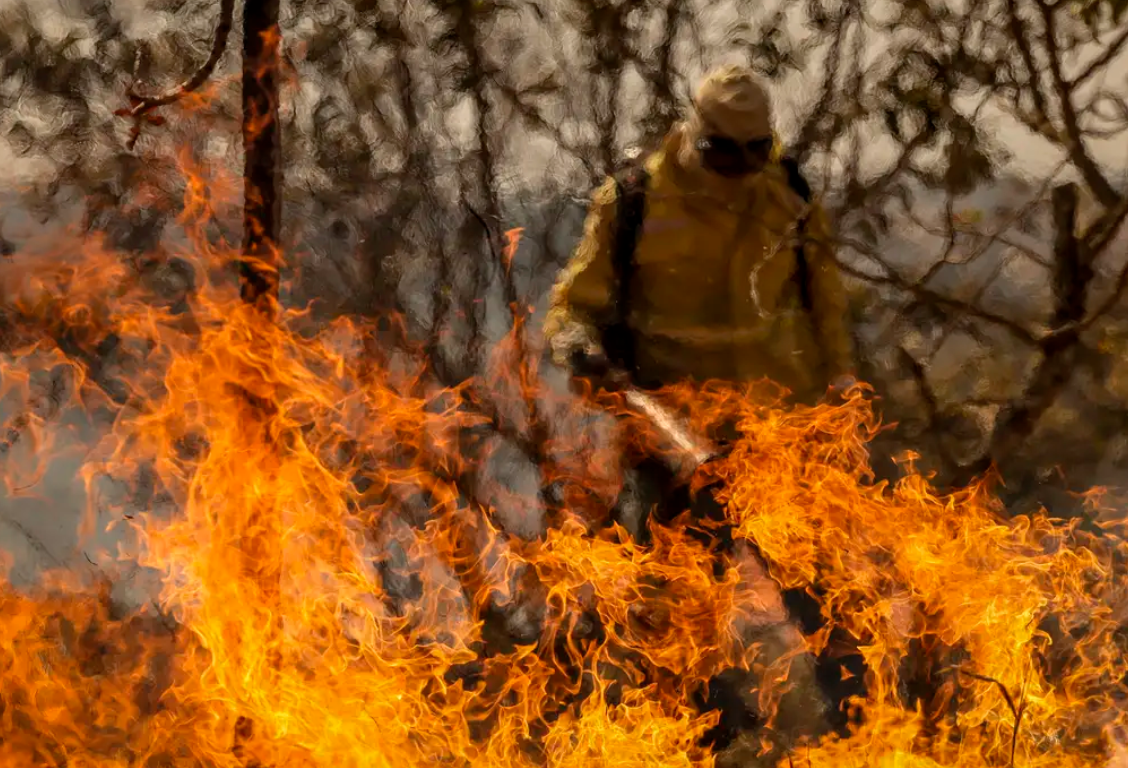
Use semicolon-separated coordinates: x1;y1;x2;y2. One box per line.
543;129;853;402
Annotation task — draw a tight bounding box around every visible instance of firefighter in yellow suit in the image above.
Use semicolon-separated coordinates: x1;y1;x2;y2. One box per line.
543;64;856;765
543;64;854;400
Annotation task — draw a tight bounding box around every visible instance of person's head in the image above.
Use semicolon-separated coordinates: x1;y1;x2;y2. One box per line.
685;64;775;179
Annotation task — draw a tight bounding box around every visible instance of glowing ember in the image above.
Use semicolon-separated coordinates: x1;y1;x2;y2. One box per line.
1;158;1126;768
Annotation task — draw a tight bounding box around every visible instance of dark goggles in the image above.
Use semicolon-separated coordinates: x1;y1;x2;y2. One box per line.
695;134;774;178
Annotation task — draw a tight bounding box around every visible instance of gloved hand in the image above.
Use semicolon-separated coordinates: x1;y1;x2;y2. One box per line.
569;343;632;392
822;373;859;405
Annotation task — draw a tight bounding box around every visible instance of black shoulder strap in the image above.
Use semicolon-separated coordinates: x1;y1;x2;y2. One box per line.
602;156;814;371
779;155;815;314
603;163;650;373
780;155;812;202
612;164;650;305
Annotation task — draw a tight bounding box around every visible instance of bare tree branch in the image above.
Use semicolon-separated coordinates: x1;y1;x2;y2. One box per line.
1070;23;1128;89
115;0;236;150
1040;192;1128;340
1035;0;1121;206
899;346;960;471
955;183;1094;485
836;242;1042;345
638;0;686;148
954;667;1027;768
791;0;851;163
1005;0;1058;140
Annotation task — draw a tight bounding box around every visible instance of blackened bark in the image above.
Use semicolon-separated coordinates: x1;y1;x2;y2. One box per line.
240;0;282;307
1049;184;1088;329
231;6;284;763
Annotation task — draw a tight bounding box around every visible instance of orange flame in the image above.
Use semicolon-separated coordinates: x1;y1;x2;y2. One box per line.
0;154;1125;768
503;227;524;273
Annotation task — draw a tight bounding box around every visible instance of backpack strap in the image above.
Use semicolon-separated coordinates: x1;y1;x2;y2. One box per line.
779;155;815;314
601;155;814;372
603;163;651;374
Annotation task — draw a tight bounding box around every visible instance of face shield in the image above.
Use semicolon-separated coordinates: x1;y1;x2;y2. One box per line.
688;65;776;179
694;133;774;178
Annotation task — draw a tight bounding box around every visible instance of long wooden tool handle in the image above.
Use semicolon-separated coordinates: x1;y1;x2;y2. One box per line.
621;386;723;472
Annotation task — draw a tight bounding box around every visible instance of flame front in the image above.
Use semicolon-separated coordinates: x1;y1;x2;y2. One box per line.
1;157;1126;768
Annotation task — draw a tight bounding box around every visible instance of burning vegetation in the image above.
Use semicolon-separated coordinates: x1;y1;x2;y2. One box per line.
1;152;1128;767
3;0;1128;765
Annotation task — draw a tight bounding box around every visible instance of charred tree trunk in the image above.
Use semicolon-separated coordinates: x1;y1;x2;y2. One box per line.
236;0;283;617
240;0;282;307
232;2;282;763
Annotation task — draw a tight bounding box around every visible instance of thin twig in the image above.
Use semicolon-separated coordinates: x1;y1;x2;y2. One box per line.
1070;23;1128;90
898;346;963;472
833;245;1042;345
0;516;61;567
791;0;851;163
954;667;1028;768
1035;0;1120;206
114;0;236;149
1005;0;1056;140
464;202;501;267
